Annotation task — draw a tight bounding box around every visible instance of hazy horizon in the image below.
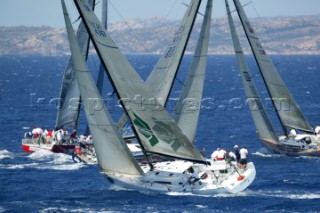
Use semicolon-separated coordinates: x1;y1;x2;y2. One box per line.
1;0;320;28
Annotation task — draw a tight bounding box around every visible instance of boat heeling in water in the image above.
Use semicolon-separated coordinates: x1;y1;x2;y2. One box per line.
101;160;256;194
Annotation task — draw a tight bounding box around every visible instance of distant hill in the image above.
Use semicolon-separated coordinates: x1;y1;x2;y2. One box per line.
1;14;320;56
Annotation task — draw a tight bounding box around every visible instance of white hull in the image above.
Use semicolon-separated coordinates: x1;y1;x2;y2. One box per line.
101;160;256;194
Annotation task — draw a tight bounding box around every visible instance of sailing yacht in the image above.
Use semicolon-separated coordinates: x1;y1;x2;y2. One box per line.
61;0;256;194
227;0;320;156
74;0;204;163
21;0;97;154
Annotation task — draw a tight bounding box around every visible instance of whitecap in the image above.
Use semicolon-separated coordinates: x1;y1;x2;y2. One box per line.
40;207;96;213
27;149;56;160
252;151;274;158
26;149;85;170
0;206;6;213
166;191;249;198
196;205;207;209
22;126;30;130
0;150;14;160
40;163;84;171
0;163;39;169
287;194;320;199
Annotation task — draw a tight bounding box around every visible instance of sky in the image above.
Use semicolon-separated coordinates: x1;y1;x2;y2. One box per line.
0;0;319;28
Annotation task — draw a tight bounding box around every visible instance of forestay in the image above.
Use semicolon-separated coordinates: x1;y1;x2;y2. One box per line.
55;0;95;130
173;0;212;142
226;0;278;143
74;0;205;163
233;0;314;133
61;0;144;175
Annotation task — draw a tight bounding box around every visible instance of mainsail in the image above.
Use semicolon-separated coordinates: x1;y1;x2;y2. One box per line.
173;0;212;142
55;0;95;130
74;0;205;163
61;0;144;175
232;0;314;133
225;0;278;143
117;0;202;132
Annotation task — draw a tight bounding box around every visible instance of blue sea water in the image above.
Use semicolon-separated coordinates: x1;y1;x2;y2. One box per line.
0;54;320;212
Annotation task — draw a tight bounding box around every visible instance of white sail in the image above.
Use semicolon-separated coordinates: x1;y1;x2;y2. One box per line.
55;0;95;130
117;0;202;132
96;0;107;94
85;0;107;135
173;0;212;142
74;0;205;163
226;0;278;143
146;0;202;106
61;0;144;175
232;0;313;133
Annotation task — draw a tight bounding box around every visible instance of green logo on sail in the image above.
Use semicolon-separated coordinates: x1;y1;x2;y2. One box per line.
133;112;182;151
133;113;159;146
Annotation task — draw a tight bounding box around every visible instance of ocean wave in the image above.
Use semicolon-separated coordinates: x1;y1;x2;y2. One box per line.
166;191;250;198
248;190;320;200
39;207;95;213
0;163;39;169
252;151;275;158
28;149;71;164
0;150;14;160
0;206;6;213
26;150;84;170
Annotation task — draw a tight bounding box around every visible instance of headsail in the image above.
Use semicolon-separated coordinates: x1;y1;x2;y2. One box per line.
85;0;108;135
225;0;278;143
173;0;212;142
55;0;95;130
74;0;205;163
233;0;314;133
61;0;144;175
117;0;202;133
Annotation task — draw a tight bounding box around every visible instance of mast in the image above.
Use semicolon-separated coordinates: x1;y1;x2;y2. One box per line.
225;0;278;143
232;0;314;135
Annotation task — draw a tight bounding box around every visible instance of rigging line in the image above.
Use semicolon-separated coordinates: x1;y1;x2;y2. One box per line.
107;0;155;63
249;1;284;71
229;1;251;14
182;2;204;16
175;77;186;87
108;0;186;66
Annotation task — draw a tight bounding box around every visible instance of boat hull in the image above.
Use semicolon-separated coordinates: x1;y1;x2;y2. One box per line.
261;138;320;157
22;140;75;154
100;161;256;194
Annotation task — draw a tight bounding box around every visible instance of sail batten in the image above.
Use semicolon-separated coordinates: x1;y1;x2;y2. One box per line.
74;0;206;163
173;0;212;142
61;0;144;175
233;0;314;133
226;0;278;143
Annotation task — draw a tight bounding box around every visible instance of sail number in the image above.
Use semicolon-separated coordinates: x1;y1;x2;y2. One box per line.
243;72;251;81
165;46;176;58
